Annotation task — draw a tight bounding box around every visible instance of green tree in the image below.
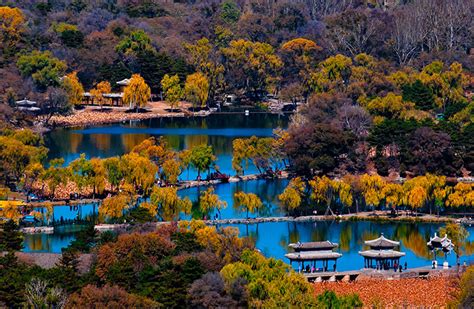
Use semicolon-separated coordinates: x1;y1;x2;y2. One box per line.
16;51;67;91
103;157;123;192
190;144;216;179
115;29;154;56
161;74;183;111
220;0;240;24
234;191;263;219
0;220;23;251
220;249;317;307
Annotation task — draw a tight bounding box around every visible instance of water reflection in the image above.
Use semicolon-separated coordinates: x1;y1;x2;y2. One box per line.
45;114;289;178
226;221;474;271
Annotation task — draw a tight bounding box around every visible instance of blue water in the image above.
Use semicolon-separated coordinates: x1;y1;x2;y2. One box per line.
227;220;474;271
45;114;289;179
23;219;474;271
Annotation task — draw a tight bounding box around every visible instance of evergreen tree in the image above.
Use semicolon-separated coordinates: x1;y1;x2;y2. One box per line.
0;220;23;251
402;80;434;110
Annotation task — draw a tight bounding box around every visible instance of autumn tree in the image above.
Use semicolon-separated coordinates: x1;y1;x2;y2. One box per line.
42;158;69;199
99;194;129;222
61;71;84;107
185;72;209;109
309;176;336;215
199;187;227;218
149;186;192;221
123;74;150;111
120;152;157;196
446;183;473;209
90;81;111;109
67;284;159;308
278;177;306;212
184;38;224;104
161;74;183;111
234;191;262;219
0;7;25;58
360;174;385;210
161;158;182;185
221;39;282;98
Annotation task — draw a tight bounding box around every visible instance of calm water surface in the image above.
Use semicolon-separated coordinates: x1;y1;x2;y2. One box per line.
33;113;474;271
24;220;474;271
45;113;289;179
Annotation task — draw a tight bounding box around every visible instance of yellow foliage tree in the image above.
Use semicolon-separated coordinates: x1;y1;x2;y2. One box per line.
99;194;129;221
90;81;111;108
234;191;263;219
62;71;84;106
199;187;227;218
150;186;192;221
184;72;209;109
278;177;306;211
0;201;22;223
0;6;25;52
381;183;404;210
309;176;335;215
447;183;473;209
360;174;385;209
123;74;151;111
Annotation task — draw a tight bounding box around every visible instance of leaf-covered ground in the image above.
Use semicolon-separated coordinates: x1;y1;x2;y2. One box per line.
314;276;459;307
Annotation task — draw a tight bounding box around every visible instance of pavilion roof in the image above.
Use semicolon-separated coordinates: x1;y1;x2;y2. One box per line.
289;241;339;251
358;249;405;259
116;78;131;86
364;234;399;249
16;99;37;106
427;233;454;249
285;251;342;261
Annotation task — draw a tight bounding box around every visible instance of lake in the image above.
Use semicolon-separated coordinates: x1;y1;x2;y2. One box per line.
23;220;474;271
30;113;474;271
45;113;289;179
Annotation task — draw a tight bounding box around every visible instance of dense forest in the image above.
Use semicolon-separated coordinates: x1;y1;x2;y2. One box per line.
0;0;473;178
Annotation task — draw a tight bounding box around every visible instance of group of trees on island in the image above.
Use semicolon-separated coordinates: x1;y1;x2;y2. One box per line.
279;174;474;216
1;125;473;224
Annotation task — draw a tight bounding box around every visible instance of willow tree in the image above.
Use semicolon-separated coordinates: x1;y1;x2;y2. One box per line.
278;177;305;213
149;186;192;221
309;176;335;216
234;191;262;219
360;174;385;211
62;71;84;106
161;74;183;111
90;81;111;109
381;183;404;211
446;182;474;210
123;74;151;111
190;144;216;179
199;187;227;218
185;72;209;109
439;223;469;266
99;194;129;222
